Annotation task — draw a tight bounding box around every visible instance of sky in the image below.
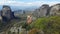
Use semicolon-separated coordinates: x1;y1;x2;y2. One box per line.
0;0;60;6
0;0;60;10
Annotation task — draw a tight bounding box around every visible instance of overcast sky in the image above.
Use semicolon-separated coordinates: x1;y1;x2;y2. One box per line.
0;0;60;7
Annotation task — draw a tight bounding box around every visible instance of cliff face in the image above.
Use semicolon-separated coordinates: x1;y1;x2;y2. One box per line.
0;11;2;20
1;5;14;22
39;4;49;17
49;4;60;16
34;4;49;17
34;4;60;17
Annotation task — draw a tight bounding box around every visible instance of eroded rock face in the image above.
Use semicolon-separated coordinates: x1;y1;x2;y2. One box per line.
39;4;49;17
0;11;2;20
50;4;60;16
1;5;14;22
34;4;49;17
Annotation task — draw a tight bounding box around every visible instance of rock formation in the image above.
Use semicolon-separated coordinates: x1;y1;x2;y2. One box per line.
34;4;49;17
1;5;14;22
39;4;49;17
49;4;60;16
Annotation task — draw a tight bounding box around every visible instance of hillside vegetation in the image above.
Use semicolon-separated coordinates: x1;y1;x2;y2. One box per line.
27;16;60;34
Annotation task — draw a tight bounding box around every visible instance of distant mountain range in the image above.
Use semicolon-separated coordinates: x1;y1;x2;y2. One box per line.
0;5;40;11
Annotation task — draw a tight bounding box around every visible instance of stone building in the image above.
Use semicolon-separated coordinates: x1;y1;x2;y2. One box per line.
49;4;60;16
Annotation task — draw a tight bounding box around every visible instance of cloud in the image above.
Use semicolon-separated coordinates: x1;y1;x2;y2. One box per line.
0;0;60;7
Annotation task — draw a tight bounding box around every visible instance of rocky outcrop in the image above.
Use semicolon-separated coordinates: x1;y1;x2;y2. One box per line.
49;4;60;16
0;11;2;21
34;3;60;17
34;4;49;17
1;5;14;22
39;4;49;17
